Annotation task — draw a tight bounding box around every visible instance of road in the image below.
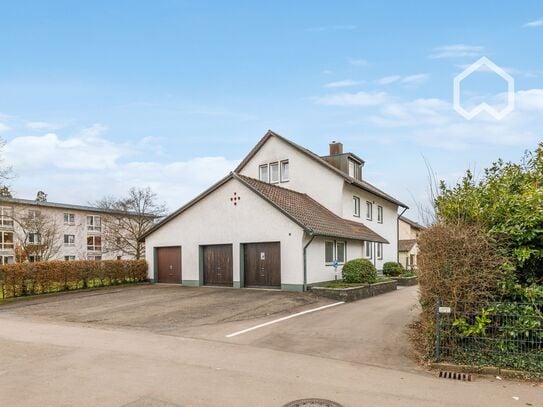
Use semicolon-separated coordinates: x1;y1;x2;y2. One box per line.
0;285;540;406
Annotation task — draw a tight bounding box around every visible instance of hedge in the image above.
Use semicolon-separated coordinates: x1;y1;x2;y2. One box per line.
0;260;148;299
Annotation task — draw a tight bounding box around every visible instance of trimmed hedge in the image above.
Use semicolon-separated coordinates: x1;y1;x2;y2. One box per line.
0;260;148;299
341;258;377;284
383;261;405;277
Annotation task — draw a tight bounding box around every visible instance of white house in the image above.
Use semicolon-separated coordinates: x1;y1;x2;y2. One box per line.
398;216;425;270
143;130;408;291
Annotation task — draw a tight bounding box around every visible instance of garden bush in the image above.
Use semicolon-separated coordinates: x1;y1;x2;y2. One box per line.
0;259;148;299
382;262;404;277
341;258;377;284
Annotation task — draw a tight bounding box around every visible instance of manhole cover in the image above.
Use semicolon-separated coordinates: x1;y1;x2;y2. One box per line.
283;399;343;407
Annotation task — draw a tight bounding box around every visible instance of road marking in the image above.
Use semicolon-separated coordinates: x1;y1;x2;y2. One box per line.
225;301;345;338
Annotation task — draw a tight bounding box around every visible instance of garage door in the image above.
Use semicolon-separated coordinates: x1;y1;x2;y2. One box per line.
202;244;233;286
157;247;182;284
244;242;281;288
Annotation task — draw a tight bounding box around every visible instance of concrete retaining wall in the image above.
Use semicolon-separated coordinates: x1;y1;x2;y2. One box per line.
391;276;418;286
310;280;397;302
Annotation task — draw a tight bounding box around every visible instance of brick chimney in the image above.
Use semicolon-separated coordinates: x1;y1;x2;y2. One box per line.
329;141;343;155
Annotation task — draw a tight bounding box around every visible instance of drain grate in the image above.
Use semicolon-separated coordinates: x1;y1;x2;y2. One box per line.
438;371;472;381
283;399;343;407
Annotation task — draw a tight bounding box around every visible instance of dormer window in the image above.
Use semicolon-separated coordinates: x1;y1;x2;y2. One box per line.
259;164;269;182
348;158;361;180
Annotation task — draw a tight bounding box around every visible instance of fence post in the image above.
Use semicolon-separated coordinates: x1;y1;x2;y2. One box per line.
435;299;441;362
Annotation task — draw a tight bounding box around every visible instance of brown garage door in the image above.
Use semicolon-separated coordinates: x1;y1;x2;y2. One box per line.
203;244;233;286
157;247;182;284
244;242;281;288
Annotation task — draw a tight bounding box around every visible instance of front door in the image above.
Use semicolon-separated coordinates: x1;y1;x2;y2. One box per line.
157;247;182;284
244;242;281;288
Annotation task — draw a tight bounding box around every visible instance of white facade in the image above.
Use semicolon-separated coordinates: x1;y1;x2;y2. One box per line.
144;131;407;291
0;199;130;263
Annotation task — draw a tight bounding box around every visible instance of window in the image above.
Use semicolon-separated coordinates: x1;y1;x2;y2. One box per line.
0;206;13;228
28;210;40;219
28;255;41;262
87;255;102;261
353;196;360;217
377;242;383;260
64;213;75;225
64;256;75;261
325;240;346;264
348;159;361;180
280;160;289;182
377;206;383;223
270;162;279;183
87;235;102;251
259;164;269;182
64;234;75;247
325;241;335;264
0;231;13;249
28;233;41;244
366;201;373;220
365;241;373;259
1;255;14;264
87;215;101;232
336;241;346;264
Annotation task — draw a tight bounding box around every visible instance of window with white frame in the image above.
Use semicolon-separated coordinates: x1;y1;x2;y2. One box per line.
270;162;279;183
28;232;41;244
353;196;360;217
28;255;41;262
64;234;75;246
87;255;102;261
377;206;383;223
0;206;13;228
336;241;346;264
64;255;75;261
325;240;335;264
87;215;101;232
87;235;102;251
377;242;383;259
280;160;289;182
28;209;40;219
365;241;373;259
366;201;373;220
1;255;14;264
64;212;75;225
0;231;13;249
259;164;269;182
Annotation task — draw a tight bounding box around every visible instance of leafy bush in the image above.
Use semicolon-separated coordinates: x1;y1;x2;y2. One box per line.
0;260;148;299
383;262;404;277
341;258;377;284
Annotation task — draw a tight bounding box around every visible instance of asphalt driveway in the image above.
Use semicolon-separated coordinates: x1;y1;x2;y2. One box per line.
0;285;540;406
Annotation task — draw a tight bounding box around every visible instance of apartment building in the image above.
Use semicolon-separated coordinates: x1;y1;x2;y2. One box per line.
0;197;135;263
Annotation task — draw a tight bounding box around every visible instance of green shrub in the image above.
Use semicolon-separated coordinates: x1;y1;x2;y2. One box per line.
341;258;377;284
383;262;404;277
0;260;148;299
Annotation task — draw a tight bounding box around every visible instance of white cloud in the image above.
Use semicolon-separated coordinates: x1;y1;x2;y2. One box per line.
376;75;401;85
0;123;10;133
323;79;362;88
26;121;64;131
523;19;543;27
429;44;484;59
314;91;390;106
4;126;239;211
401;73;429;84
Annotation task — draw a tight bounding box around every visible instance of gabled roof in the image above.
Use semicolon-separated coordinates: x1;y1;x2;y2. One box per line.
235;130;408;208
399;239;417;252
399;216;426;230
236;174;388;243
142;172;388;243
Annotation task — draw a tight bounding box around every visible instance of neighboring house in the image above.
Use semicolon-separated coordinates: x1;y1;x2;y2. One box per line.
398;216;426;270
142;130;408;291
0;197;138;263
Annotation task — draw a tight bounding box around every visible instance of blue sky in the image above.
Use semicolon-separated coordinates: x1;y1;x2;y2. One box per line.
1;1;542;219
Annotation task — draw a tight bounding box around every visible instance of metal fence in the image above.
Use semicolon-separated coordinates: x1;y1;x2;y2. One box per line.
435;301;543;374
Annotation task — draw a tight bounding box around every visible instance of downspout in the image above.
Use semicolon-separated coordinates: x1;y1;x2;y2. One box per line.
303;233;315;292
397;207;407;263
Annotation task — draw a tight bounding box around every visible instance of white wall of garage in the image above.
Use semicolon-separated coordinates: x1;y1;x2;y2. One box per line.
145;177;306;288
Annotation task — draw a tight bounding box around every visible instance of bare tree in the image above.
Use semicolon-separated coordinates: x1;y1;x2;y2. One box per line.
96;187;166;259
0;138;13;193
11;209;62;262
